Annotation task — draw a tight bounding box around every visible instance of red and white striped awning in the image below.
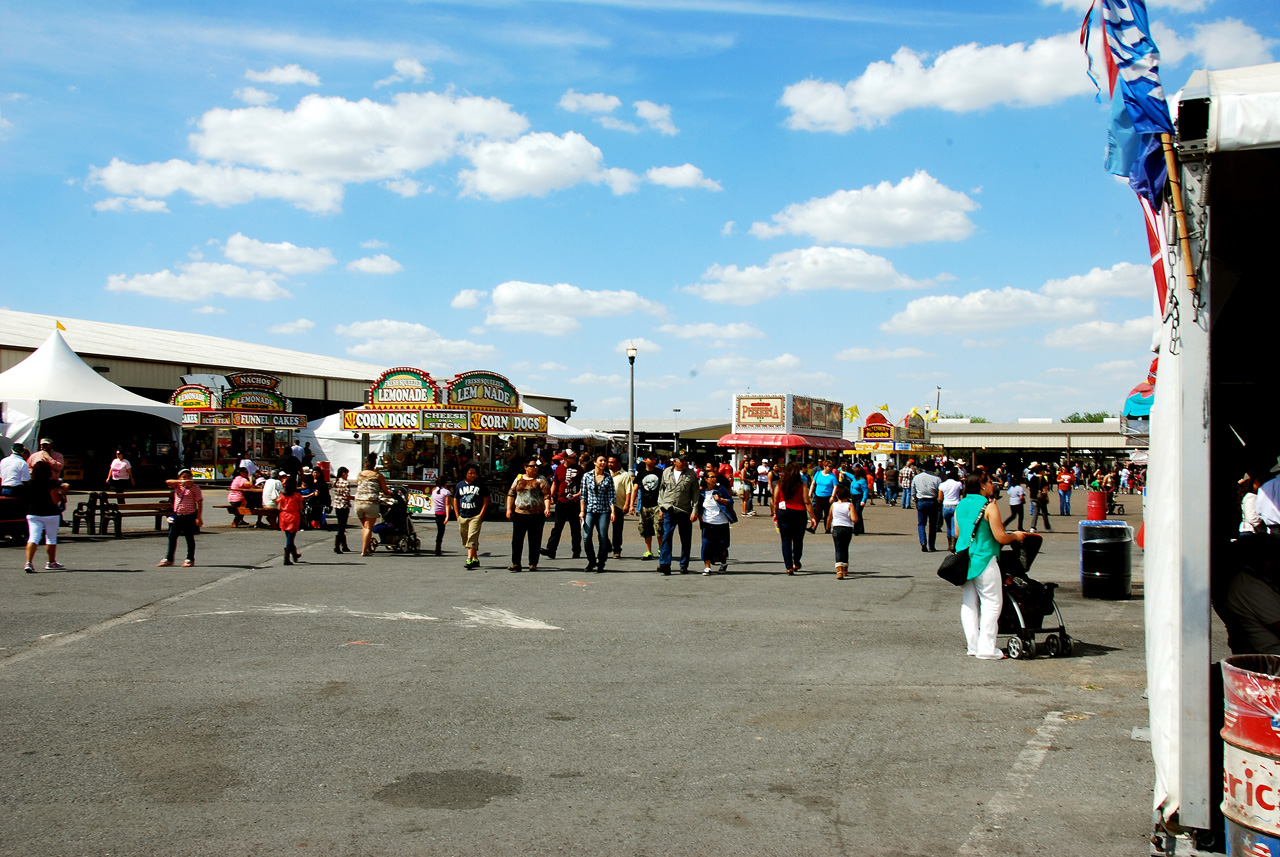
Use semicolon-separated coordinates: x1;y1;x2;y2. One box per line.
717;433;852;450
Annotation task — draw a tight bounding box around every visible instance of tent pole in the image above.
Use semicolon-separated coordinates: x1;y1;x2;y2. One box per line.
1160;133;1199;296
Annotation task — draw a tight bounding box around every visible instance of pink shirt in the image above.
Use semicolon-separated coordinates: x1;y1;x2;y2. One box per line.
28;450;64;479
172;483;203;515
109;458;132;480
430;487;451;515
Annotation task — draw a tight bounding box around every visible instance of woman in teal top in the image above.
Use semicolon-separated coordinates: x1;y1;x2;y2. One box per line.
954;471;1027;660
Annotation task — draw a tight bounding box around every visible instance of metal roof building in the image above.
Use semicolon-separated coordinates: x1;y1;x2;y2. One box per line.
928;419;1128;452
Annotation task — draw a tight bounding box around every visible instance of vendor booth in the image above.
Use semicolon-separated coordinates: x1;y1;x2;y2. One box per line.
340;368;549;513
1142;62;1280;851
718;394;852;461
172;372;307;479
855;412;944;462
0;328;184;484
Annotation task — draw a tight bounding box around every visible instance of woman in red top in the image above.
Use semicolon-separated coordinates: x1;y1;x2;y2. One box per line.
277;475;305;565
773;463;816;575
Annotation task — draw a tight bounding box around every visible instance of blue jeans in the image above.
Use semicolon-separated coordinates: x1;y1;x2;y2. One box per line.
942;505;957;539
1059;489;1071;515
700;522;729;565
902;484;914;509
659;510;692;569
916;500;940;549
583;510;611;568
884;483;898;505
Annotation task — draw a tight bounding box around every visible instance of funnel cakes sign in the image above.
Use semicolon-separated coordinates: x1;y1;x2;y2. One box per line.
367;367;442;409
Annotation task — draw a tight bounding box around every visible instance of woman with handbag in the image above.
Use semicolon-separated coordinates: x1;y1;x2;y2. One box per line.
773;463;816;575
954;471;1027;659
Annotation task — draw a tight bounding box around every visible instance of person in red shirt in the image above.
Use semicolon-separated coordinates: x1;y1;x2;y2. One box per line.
277;474;305;565
543;449;583;560
157;469;203;568
1056;465;1075;516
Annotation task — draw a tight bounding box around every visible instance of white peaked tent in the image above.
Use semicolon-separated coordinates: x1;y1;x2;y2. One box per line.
0;329;184;451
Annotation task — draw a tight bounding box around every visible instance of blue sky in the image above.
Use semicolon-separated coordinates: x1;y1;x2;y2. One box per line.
1;0;1275;423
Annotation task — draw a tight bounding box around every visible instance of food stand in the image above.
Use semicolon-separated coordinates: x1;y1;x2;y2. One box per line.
173;372;308;479
340;368;549;514
856;412;944;463
717;393;853;463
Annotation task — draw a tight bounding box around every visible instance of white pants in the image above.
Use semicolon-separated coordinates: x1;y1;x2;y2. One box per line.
961;556;1002;658
27;514;60;545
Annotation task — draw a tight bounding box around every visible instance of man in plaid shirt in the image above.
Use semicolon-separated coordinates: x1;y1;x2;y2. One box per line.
899;460;918;510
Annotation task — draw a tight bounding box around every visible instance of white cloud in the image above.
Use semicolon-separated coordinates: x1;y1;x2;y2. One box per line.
657;322;765;340
836;346;933;360
106;262;290;302
722;221;735;236
615;337;662;354
598;116;641;133
1153;19;1276;70
191;92;529;183
558;89;621;114
268;318;316;335
193;305;225;314
646;164;722;191
686;245;934;306
540;361;568;371
450;288;487;309
1042;0;1209;13
703;353;802;375
750;170;976;246
90;158;344;213
375;58;432;88
92;196;169;213
335;319;495;367
1039;262;1151;298
361;239;389;249
635;100;678;135
482;280;665;333
244;64;321;85
881;288;1096;335
234;86;277;106
380;178;423;197
458;131;638;200
223;232;336;273
347;254;403;274
1043;316;1154;348
781;32;1091;132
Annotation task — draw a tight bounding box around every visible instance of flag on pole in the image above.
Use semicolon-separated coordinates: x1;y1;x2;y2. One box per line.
844;405;860;423
878;403;889;411
1080;1;1103;100
925;409;939;422
908;406;920;418
1098;0;1174;209
1138;193;1170;313
55;321;66;331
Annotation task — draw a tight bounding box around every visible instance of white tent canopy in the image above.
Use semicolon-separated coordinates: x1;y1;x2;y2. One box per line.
1180;63;1280;153
0;329;183;451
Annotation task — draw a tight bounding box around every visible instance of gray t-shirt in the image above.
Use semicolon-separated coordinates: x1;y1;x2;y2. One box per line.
912;472;941;503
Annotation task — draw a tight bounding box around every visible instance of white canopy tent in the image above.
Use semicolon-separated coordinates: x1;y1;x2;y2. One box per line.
0;329;183;453
1146;61;1280;841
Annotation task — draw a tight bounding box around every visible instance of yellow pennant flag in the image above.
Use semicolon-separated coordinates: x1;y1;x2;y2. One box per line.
908;406;920;418
844;405;860;423
56;321;67;331
926;409;939;422
878;403;889;411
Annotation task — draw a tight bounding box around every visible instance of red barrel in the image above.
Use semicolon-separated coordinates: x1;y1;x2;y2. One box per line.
1086;491;1107;520
1222;656;1280;844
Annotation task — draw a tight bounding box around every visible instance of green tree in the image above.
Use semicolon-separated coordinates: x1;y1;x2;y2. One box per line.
1062;411;1114;423
939;412;990;423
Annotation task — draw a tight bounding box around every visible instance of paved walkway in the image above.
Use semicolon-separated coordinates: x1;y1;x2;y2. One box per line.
1;496;1154;856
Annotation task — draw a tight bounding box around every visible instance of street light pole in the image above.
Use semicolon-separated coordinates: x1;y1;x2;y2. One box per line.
627;345;637;471
935;385;941;417
672;408;681;458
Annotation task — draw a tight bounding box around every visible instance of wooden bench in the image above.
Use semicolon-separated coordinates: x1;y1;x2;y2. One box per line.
72;491;109;535
100;490;174;538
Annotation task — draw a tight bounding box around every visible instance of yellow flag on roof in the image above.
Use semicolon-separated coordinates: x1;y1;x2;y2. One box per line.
844;405;860;422
56;321;66;331
878;403;889;411
908;406;920;418
926;409;939;422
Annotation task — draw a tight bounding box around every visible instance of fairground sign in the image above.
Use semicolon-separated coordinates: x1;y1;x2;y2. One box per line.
342;409;423;432
367;367;441;409
447;370;520;411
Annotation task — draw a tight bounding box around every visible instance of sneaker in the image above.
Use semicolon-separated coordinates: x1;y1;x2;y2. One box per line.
658;565;671;576
612;552;621;560
679;566;690;574
24;563;35;573
719;562;728;573
641;551;655;560
702;568;711;575
156;559;174;567
181;560;195;567
45;561;65;570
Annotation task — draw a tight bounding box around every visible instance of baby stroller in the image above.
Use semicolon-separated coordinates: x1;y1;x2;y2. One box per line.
372;487;421;554
996;534;1074;659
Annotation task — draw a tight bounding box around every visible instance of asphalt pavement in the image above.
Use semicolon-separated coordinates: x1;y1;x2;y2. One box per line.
1;493;1154;856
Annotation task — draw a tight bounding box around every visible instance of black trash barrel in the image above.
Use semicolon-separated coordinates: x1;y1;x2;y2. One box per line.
1079;520;1132;599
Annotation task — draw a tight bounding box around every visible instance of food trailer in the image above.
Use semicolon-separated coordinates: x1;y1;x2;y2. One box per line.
173;372;307;479
341;368;549;513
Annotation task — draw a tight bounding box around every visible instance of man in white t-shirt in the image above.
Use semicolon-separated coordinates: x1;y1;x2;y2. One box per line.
938;470;965;552
756;460;771;503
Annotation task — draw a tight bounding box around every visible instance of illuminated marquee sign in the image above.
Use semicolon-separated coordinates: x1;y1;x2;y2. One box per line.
171;384;214;409
735;395;785;428
421;411;470;432
222;389;288;412
861;424;894;440
469;411;548;434
367;367;441;409
342;409;423;432
233;412;307;429
447;370;520;411
224;372;281;390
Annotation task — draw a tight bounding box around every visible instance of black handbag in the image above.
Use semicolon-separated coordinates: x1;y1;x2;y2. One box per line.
937;499;991;586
